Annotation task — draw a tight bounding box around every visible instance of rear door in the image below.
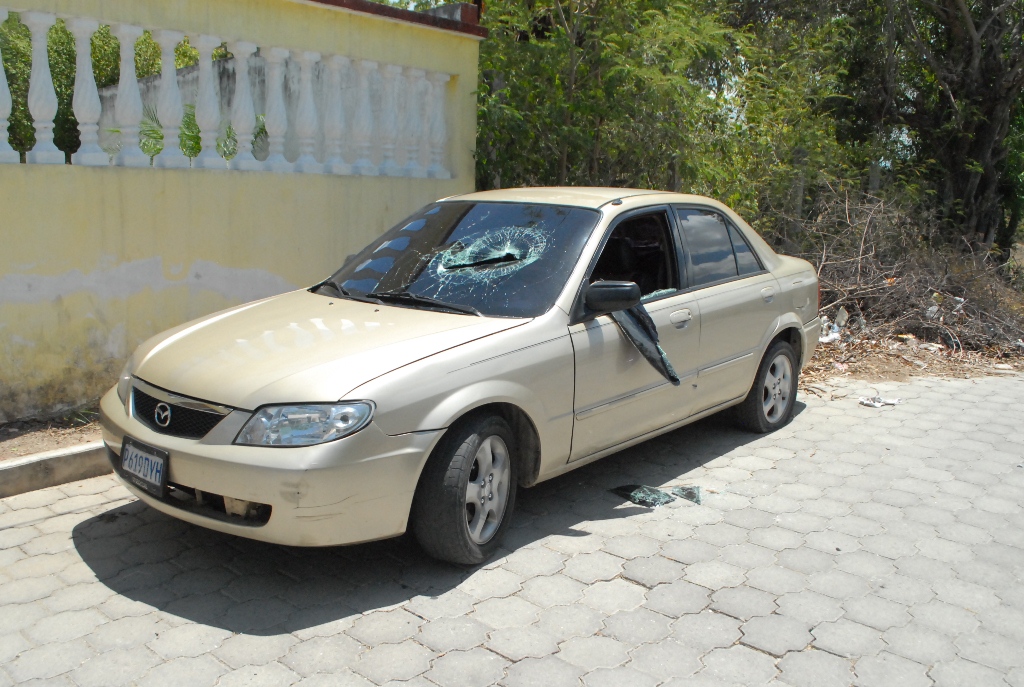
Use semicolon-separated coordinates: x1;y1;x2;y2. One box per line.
569;208;701;461
673;205;779;413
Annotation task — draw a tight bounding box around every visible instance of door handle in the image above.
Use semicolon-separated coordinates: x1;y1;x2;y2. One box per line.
670;309;692;327
761;287;775;303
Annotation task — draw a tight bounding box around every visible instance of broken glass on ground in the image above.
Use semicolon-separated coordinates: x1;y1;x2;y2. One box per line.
670;485;703;505
610;484;676;508
859;396;903;408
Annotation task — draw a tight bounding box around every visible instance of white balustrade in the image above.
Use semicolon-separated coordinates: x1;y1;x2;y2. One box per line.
351;59;377;176
0;8;19;164
402;68;426;178
323;55;350;175
154;30;189;169
426;71;450;179
293;50;323;174
113;23;148;167
193;35;224;169
228;41;260;171
379;64;402;176
1;9;453;177
23;11;63;164
262;47;292;172
67;18;106;166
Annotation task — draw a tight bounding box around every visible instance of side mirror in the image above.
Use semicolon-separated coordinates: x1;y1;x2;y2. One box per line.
585;280;641;314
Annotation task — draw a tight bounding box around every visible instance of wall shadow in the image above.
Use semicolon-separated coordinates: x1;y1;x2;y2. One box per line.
72;410;790;635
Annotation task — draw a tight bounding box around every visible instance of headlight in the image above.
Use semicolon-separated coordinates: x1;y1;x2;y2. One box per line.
234;402;374;446
116;356;135;403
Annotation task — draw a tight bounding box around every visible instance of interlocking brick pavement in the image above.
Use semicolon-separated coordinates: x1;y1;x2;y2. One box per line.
2;375;1023;686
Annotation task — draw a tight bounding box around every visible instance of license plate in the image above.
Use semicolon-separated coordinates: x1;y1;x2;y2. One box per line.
120;437;168;498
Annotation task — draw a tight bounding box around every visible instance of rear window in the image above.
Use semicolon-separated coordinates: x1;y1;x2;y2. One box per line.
676;208;737;286
729;224;762;275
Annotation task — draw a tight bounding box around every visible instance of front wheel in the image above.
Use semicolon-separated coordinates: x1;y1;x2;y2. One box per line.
734;340;798;433
411;414;518;565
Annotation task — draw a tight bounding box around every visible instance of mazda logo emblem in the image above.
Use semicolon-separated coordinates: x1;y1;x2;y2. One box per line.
154;403;172;427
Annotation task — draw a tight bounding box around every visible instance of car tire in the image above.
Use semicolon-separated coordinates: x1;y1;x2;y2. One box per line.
411;413;518;565
735;340;799;433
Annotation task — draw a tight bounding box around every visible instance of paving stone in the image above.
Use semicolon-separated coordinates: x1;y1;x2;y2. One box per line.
930;659;1010;687
460;568;523;600
621;555;685;588
519;574;585;608
347;609;424;645
215;662;301;687
601;607;672;644
740;615;812;656
425;648;509;687
535;604;605;641
352;640;435;684
684;560;746;589
404;590;477;619
710;585;777;620
746;565;808;595
415;615;489;652
626;639;701;679
487;626;560;661
502;547;567;577
908;600;980;635
874;574;935;605
580;578;646;614
749;527;805;551
471;595;541;629
670;611;741;651
602;535;662;560
700;644;779;685
854;651;932;687
557;635;629;669
776;590;844;625
138;655;228;687
778;649;853;687
582;666;659;687
24;608;107;644
776;547;834;574
281;635;364;677
661;539;721;564
883;624;957;664
214;633;299;669
500;655;584;687
811;619;884;657
955;629;1024;671
70;647;163;687
933;579;1001;611
809;570;871;599
147;623;231;659
643;579;711;616
718;543;777;569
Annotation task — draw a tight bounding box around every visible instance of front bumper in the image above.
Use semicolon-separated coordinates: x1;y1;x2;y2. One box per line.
99;387;442;546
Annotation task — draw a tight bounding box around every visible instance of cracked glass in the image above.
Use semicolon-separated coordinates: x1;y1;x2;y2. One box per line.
320;202;600;318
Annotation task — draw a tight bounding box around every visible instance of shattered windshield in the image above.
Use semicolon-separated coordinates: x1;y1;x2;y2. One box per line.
319;202;600;318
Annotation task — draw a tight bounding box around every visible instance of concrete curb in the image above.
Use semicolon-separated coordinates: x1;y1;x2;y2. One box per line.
0;442;111;498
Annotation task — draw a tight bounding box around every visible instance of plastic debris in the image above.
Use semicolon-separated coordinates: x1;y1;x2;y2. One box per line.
859;396;903;408
819;316;842;343
833;306;849;328
670;485;703;505
611;484;675;508
993;363;1013;371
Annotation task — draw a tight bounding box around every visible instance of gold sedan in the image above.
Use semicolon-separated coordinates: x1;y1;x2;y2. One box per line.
100;187;820;564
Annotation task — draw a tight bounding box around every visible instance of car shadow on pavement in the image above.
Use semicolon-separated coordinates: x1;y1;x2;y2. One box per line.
71;407;801;635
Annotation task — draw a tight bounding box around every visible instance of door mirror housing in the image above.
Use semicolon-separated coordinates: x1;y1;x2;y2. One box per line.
584;280;641;314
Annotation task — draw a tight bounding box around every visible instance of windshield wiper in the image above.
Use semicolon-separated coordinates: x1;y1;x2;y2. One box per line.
312;278;382;304
367;291;482;316
445;252;522;270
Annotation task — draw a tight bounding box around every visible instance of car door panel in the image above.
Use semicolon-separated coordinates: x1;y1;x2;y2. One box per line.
569;292;700;461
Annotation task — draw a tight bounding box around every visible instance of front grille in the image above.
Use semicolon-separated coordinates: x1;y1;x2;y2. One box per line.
132;387;226;439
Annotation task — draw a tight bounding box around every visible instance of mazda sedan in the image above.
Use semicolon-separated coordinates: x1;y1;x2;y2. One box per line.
100;187;820;564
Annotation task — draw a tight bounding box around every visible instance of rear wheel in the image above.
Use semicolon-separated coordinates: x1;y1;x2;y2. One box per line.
411;414;517;564
735;340;798;433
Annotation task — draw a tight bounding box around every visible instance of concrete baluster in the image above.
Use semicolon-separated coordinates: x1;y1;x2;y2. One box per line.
0;9;20;163
154;30;189;168
228;41;260;171
351;59;377;176
323;55;350;175
67;18;106;166
22;12;63;164
262;47;292;172
293;50;323;174
112;23;148;167
378;64;401;176
193;35;224;168
402;67;426;178
426;71;450;179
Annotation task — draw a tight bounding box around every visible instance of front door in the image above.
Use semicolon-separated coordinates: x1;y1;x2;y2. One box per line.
569;209;701;461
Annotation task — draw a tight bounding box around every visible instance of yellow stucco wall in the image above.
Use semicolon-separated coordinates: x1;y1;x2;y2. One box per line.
0;0;480;421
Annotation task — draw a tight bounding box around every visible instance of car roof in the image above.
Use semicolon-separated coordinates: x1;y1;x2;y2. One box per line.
445;187;673;209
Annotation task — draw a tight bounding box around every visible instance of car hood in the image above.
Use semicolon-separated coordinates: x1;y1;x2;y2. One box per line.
133;289;527;409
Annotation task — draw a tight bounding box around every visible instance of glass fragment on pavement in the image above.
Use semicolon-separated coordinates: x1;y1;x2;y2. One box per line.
670;485;702;505
858;396;903;408
610;484;676;508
